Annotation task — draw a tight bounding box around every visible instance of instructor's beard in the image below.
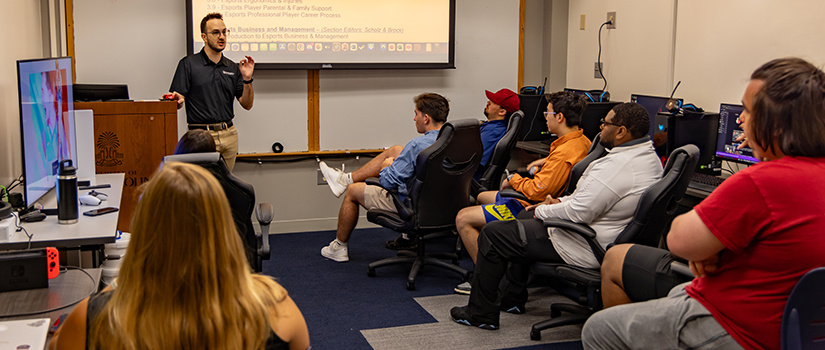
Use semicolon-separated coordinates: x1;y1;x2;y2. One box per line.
206;39;225;53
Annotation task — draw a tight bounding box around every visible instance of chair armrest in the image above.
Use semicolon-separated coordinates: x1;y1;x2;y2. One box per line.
541;218;606;263
499;188;533;203
670;261;693;278
255;203;273;260
365;177;382;187
364;177;414;220
470;178;488;197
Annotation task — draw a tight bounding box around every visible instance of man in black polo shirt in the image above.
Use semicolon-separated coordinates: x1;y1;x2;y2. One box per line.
168;12;254;171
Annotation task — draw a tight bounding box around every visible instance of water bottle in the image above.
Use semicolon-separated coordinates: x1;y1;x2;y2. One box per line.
57;160;78;224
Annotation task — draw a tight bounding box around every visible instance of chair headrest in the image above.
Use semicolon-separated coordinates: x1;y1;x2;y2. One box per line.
163;152;222;165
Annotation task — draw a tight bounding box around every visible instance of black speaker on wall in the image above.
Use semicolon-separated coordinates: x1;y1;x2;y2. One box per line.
518;94;550;142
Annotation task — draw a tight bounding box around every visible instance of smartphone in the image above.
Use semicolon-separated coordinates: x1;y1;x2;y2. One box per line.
83;207;119;217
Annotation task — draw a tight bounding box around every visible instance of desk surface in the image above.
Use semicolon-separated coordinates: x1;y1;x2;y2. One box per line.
2;174;124;250
0;268;101;320
515;140;552;157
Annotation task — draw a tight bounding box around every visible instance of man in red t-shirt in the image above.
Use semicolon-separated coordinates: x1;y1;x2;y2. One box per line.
582;57;825;350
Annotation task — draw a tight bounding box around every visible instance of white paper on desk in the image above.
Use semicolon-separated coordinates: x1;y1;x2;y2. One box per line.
0;318;49;350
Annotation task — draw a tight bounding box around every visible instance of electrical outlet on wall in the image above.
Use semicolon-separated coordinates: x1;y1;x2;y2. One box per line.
607;12;616;29
594;62;604;79
317;169;327;185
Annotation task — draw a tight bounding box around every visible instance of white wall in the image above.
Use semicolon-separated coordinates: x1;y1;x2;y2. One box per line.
1;1;44;186
566;0;677;101
673;0;825;110
563;0;825;110
523;0;569;92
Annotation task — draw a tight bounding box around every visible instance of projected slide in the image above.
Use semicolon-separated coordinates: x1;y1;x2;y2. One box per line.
189;0;454;68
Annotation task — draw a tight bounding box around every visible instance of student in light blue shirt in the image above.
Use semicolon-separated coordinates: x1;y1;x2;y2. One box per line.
318;93;450;262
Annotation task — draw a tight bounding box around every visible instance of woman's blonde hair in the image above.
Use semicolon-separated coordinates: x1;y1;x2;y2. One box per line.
90;162;286;349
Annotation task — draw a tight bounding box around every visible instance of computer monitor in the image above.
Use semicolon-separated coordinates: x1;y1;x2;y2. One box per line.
73;84;129;102
517;94;549;141
17;57;76;209
667;111;721;175
629;94;683;140
580;101;621;141
715;103;760;164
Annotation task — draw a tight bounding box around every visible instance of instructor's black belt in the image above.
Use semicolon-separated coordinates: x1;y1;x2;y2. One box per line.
188;121;233;131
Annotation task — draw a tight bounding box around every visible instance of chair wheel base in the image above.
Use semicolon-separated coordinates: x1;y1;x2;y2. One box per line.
530;330;541;341
367;268;376;277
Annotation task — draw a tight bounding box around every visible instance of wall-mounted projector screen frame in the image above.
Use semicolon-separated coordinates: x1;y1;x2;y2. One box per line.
186;0;456;70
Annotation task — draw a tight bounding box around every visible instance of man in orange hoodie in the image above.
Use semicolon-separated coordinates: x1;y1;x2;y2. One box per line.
453;91;591;294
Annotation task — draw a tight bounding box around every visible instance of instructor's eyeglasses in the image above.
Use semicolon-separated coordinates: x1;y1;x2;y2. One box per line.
209;30;230;37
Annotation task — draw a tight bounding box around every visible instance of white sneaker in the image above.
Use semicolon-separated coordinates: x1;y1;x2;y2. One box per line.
319;161;350;198
321;240;349;262
454;281;471;295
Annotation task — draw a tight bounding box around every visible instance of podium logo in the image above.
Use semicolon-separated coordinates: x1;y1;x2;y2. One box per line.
96;131;124;167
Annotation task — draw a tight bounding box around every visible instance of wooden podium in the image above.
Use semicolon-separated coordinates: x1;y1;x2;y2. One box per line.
74;101;178;232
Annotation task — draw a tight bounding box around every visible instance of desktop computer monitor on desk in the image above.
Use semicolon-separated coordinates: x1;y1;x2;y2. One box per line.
630;94;683;157
517;94;550;142
580;101;621;141
715;103;760;165
16;57;77;211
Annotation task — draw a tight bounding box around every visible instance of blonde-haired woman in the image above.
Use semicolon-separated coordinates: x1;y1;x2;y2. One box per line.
49;162;309;350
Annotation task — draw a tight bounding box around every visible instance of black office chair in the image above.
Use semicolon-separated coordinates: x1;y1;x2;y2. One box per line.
528;144;699;340
472;111;524;196
782;266;825;350
499;132;606;204
365;119;483;290
162;153;273;272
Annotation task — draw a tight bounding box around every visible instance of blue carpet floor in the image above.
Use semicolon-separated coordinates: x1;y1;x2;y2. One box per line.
263;228;583;350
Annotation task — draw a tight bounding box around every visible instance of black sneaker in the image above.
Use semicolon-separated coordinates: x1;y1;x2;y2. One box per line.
385;235;417;250
450;306;499;330
500;304;526;314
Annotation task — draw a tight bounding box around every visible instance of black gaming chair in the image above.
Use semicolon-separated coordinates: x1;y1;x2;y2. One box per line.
472;111;524;196
365;119;483;290
162;153;273;272
528;144;699;340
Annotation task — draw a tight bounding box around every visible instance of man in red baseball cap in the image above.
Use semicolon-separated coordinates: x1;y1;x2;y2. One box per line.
477;88;520;179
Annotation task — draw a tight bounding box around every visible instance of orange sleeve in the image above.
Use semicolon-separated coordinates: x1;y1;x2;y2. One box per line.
510;151;575;202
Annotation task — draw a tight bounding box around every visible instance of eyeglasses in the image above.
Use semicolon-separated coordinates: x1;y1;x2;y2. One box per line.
600;118;620;128
208;29;230;37
543;111;557;116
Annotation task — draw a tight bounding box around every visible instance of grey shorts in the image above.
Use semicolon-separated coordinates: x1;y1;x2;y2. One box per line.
582;283;743;350
363;185;397;213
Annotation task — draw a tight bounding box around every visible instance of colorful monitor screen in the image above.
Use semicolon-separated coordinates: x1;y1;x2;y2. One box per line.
17;57;76;208
715;103;759;164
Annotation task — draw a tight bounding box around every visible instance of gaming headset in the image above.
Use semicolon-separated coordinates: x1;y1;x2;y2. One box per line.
665;81;703;114
666;99;704;114
583;90;611;103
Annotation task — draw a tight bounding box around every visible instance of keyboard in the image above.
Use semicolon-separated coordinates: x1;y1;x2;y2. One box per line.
688;173;725;193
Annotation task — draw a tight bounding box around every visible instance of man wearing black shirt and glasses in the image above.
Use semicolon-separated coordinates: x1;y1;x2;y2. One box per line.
169;12;255;171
